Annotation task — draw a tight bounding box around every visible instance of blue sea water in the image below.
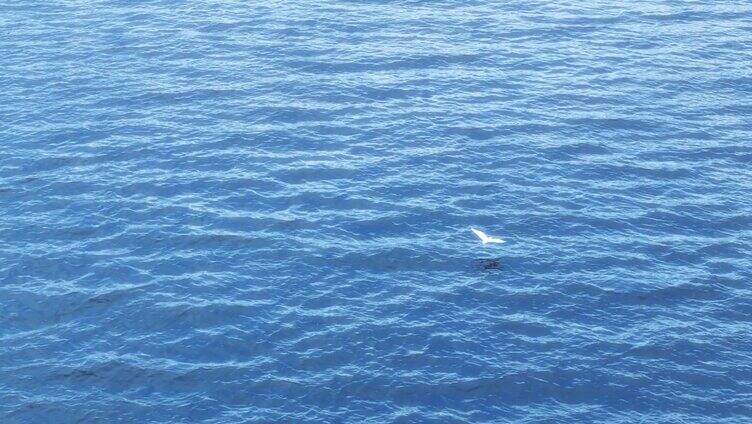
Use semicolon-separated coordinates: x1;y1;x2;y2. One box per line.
2;0;752;422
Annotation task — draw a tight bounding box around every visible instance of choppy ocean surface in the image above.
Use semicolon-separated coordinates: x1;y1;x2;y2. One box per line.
2;0;752;422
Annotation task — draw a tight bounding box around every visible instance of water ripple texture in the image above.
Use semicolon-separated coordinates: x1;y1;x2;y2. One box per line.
1;0;751;422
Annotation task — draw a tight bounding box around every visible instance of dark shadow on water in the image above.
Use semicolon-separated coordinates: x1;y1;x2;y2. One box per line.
475;258;502;271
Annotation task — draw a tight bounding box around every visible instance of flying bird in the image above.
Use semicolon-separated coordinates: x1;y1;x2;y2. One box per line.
471;228;505;244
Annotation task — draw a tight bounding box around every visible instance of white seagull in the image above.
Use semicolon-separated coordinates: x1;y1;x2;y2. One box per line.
471;228;505;244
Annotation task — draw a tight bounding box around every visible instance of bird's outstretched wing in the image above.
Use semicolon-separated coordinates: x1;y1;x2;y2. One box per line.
471;228;489;242
471;228;505;244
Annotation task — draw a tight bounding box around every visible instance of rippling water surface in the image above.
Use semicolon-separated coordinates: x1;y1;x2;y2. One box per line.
2;1;752;422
